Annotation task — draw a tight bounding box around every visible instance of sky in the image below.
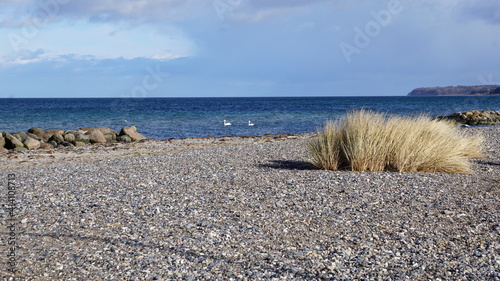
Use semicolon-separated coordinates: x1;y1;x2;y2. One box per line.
0;0;499;98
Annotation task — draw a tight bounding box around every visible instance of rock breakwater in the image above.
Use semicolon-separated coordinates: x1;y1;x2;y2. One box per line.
435;110;500;125
0;126;146;153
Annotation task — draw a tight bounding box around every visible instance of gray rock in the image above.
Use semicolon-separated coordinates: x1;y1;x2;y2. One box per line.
87;128;107;144
27;132;43;141
120;126;146;142
104;133;116;142
117;135;132;143
49;134;65;144
48;140;58;147
64;133;76;143
12;132;29;142
61;142;74;147
23;137;41;150
74;133;90;144
47;129;65;135
79;127;118;135
28;128;53;142
4;133;25;149
11;133;21;141
73;141;86;147
0;137;5;148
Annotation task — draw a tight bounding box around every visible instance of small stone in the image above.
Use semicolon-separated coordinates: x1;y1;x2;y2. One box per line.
275;201;285;207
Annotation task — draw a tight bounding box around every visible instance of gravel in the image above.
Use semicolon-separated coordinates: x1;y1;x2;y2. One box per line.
1;126;499;280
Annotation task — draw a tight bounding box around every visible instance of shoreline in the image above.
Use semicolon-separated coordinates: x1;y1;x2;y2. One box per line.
0;133;316;172
2;124;499;173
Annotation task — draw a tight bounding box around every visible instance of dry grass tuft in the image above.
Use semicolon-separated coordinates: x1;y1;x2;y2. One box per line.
307;110;484;173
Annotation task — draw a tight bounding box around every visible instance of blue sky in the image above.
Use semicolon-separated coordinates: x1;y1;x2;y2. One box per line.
0;0;499;98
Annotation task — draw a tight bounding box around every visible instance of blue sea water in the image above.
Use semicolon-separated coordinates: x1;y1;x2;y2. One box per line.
1;96;499;140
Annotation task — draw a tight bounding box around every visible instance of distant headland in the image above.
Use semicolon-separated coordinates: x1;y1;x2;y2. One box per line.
408;85;500;96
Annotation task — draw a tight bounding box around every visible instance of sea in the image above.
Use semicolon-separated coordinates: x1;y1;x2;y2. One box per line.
1;96;499;140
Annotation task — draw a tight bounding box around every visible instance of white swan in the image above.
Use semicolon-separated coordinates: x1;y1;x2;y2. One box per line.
248;120;254;126
224;120;232;126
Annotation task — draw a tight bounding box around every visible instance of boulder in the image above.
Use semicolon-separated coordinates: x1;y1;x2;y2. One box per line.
27;133;43;141
14;147;28;152
79;127;118;135
11;133;21;141
73;141;86;147
47;129;65;135
12;132;29;142
117;135;132;143
4;133;25;149
0;147;8;154
86;128;106;144
0;137;5;148
119;126;146;142
23;137;41;150
74;133;90;144
104;133;116;143
61;142;74;147
48;140;58;147
64;133;76;143
39;143;54;150
28;128;53;142
49;133;64;144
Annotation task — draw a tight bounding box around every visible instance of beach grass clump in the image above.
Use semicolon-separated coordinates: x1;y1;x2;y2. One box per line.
307;110;484;173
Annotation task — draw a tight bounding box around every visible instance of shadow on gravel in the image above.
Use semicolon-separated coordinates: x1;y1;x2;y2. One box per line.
476;160;500;166
259;160;317;170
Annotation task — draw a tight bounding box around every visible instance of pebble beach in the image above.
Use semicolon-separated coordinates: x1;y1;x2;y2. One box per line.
1;126;499;280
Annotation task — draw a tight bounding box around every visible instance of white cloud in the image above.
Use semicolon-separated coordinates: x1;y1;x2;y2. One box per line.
0;21;196;65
